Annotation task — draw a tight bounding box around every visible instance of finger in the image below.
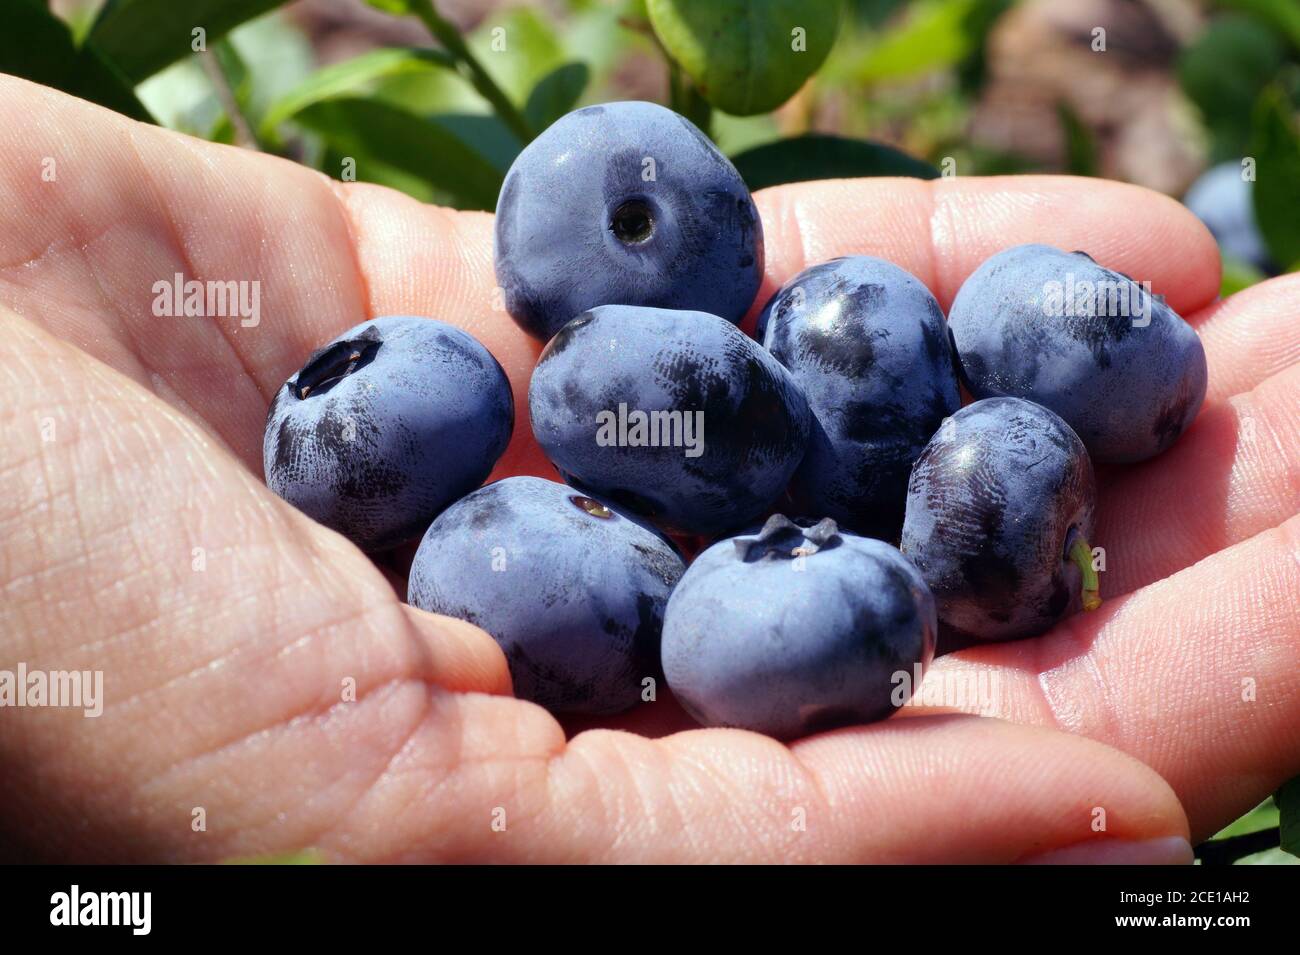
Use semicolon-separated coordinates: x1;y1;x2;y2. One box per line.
1094;361;1300;596
752;174;1221;317
1191;273;1300;404
402;608;513;697
333;182;551;481
302;706;1189;863
0;76;367;470
0;307;514;859
930;513;1300;842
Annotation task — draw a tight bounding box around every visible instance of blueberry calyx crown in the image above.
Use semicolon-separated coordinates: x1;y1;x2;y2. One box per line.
293;325;382;399
610;199;655;245
735;514;840;563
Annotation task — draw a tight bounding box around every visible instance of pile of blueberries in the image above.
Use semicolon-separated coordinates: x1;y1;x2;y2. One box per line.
264;102;1207;741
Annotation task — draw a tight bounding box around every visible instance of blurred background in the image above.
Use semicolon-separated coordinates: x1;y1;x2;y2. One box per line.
5;0;1298;863
9;0;1300;292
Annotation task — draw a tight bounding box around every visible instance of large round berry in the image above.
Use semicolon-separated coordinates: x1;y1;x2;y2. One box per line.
528;305;811;536
407;477;685;715
661;515;936;741
263;315;513;551
494;101;763;341
947;244;1207;462
756;256;961;540
900;397;1099;646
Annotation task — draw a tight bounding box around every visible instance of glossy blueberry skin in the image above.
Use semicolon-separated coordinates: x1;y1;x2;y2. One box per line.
407;477;685;714
900;398;1097;646
494;101;763;341
947;244;1207;463
529;305;812;537
263;316;513;551
661;515;936;740
756;256;961;540
1184;161;1272;272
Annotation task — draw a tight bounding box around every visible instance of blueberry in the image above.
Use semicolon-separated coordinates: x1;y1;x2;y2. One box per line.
528;305;811;536
1183;161;1272;272
661;515;936;740
263;315;513;551
899;397;1099;646
494;101;763;341
756;256;961;540
947;244;1207;462
407;476;685;714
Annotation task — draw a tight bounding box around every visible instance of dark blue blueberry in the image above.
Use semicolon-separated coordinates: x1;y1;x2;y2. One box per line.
1183;161;1273;273
947;244;1207;463
757;256;961;540
528;305;812;537
263;315;513;551
661;515;936;740
407;476;685;714
900;397;1099;646
494;101;763;341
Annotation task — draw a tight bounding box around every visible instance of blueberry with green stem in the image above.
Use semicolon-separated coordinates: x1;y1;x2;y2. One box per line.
900;397;1099;647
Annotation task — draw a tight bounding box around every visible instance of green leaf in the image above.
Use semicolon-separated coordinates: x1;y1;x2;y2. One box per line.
647;0;843;116
730;134;939;190
1057;102;1098;177
467;6;567;107
524;62;590;132
1210;797;1279;840
1180;16;1285;162
364;0;415;14
0;0;153;122
432;114;522;173
1249;87;1300;272
259;48;455;140
1218;0;1300;53
88;0;289;83
1278;775;1300;858
294;98;505;210
225;849;325;864
854;0;981;83
1219;255;1266;296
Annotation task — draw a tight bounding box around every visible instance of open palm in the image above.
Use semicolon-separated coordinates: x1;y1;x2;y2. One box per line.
2;75;1296;863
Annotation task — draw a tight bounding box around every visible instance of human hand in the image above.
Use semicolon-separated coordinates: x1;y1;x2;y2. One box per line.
1;75;1295;863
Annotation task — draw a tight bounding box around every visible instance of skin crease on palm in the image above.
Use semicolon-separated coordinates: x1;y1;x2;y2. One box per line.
1;75;1298;864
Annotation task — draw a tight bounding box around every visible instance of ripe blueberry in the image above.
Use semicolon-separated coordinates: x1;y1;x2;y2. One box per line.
494;101;763;341
661;515;937;740
947;244;1207;463
528;304;812;537
263;315;513;551
756;256;961;539
900;397;1099;646
407;476;685;714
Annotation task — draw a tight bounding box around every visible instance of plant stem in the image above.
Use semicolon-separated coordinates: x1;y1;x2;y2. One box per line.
1067;532;1101;612
200;48;263;152
1194;828;1281;865
409;0;534;143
